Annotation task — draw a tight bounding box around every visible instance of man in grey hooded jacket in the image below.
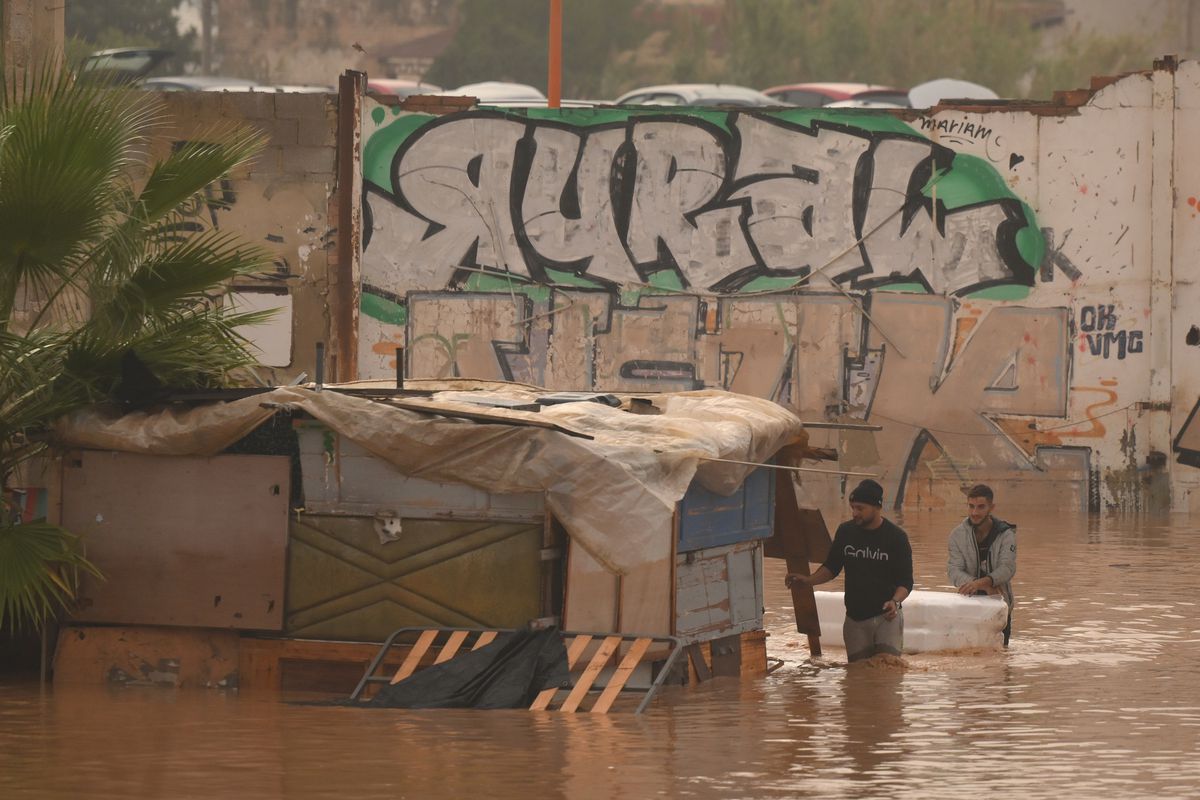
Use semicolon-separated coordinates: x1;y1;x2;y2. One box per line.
948;484;1017;645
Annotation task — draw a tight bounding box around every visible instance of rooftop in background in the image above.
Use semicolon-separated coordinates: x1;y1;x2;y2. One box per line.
762;82;910;108
613;83;786;107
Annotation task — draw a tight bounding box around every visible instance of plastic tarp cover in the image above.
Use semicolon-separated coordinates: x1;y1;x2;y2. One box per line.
53;382;804;574
363;627;570;710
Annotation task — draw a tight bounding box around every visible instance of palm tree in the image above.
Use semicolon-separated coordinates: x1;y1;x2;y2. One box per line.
0;64;275;636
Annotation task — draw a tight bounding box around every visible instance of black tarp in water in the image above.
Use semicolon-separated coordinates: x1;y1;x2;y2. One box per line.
365;627;571;709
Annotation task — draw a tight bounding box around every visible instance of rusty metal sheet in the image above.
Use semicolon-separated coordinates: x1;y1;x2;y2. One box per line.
286;514;543;641
63;450;290;630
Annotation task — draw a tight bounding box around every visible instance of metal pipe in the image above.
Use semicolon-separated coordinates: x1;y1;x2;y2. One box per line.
315;342;325;391
800;421;884;431
547;0;562;108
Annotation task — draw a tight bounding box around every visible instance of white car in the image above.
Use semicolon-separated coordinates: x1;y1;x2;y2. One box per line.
447;81;547;104
613;83;786;107
141;76;260;92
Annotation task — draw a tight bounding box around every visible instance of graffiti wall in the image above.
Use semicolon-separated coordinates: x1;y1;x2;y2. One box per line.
359;63;1199;512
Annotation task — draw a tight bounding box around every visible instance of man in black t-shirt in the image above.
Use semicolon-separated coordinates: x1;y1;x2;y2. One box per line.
785;479;914;662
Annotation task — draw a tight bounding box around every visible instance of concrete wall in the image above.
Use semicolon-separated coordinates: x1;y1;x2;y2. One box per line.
153;90;341;383
355;61;1200;513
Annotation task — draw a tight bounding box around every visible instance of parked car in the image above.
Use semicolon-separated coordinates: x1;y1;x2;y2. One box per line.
824;98;906;110
366;78;443;98
761;82;910;107
78;48;261;92
906;78;999;108
447;81;547;103
142;75;261;92
263;85;336;93
78;47;172;85
614;83;784;107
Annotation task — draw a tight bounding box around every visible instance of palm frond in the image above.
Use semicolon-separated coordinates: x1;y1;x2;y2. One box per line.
0;519;101;632
0;328;77;429
0;64;274;635
0;70;160;324
134;125;268;225
84;228;273;339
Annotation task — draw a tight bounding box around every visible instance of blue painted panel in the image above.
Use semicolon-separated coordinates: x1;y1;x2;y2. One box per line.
678;467;775;553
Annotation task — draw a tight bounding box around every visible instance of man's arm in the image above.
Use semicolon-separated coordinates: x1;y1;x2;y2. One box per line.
882;585;909;621
787;525;844;589
884;533;914;620
785;565;834;589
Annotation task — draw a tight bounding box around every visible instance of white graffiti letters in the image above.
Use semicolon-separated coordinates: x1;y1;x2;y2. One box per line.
730;116;869;279
391;116;527;275
366;112;1032;295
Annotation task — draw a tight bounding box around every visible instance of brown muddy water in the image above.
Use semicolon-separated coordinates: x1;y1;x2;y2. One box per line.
2;511;1199;799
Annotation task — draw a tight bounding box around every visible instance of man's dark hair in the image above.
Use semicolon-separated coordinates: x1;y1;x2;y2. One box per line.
967;483;994;502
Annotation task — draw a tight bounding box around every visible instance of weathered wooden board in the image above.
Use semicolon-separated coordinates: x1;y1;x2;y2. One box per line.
63;451;290;630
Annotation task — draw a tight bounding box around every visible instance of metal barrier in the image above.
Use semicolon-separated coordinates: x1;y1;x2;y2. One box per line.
349;626;683;714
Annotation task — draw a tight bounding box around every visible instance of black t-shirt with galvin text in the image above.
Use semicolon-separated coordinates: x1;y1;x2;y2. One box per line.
821;518;915;621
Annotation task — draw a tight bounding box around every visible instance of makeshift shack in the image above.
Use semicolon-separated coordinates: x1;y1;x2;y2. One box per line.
47;381;814;695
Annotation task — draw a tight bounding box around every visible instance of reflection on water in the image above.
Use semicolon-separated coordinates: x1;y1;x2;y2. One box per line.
3;512;1200;798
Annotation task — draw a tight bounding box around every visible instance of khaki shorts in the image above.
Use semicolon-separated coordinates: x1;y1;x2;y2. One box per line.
843;612;903;662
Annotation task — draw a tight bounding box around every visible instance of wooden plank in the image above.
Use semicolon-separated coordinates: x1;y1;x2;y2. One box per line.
434;630;469;664
727;547;759;626
590;637;652;714
686;642;712;682
472;630;498;650
564;541;619;632
237;637;397;693
559;636;621;713
391;629;438;684
617;557;672;636
530;634;591;710
740;630;769;677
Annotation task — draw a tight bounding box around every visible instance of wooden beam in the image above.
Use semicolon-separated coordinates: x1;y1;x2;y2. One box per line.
560;636;621;712
472;630;498;650
530;634;592;710
390;629;438;684
433;630;469;664
591;638;650;714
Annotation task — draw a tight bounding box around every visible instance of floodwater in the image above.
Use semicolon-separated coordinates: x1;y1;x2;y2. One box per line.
2;511;1199;799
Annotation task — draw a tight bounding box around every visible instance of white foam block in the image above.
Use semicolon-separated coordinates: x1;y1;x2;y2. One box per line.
813;590;1009;653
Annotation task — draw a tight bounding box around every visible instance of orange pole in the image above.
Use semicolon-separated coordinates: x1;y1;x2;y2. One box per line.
548;0;562;108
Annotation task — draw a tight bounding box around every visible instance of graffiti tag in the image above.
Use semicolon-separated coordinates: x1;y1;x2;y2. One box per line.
364;110;1041;299
1078;304;1144;360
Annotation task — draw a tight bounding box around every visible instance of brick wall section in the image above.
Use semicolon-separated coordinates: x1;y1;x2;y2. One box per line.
399;94;478;115
155;91;341;383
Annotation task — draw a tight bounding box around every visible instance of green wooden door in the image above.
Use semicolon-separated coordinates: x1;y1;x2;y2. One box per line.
286;515;543;641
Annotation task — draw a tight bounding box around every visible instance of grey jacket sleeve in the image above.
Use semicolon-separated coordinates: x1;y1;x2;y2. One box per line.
947;526;975;587
987;528;1017;587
